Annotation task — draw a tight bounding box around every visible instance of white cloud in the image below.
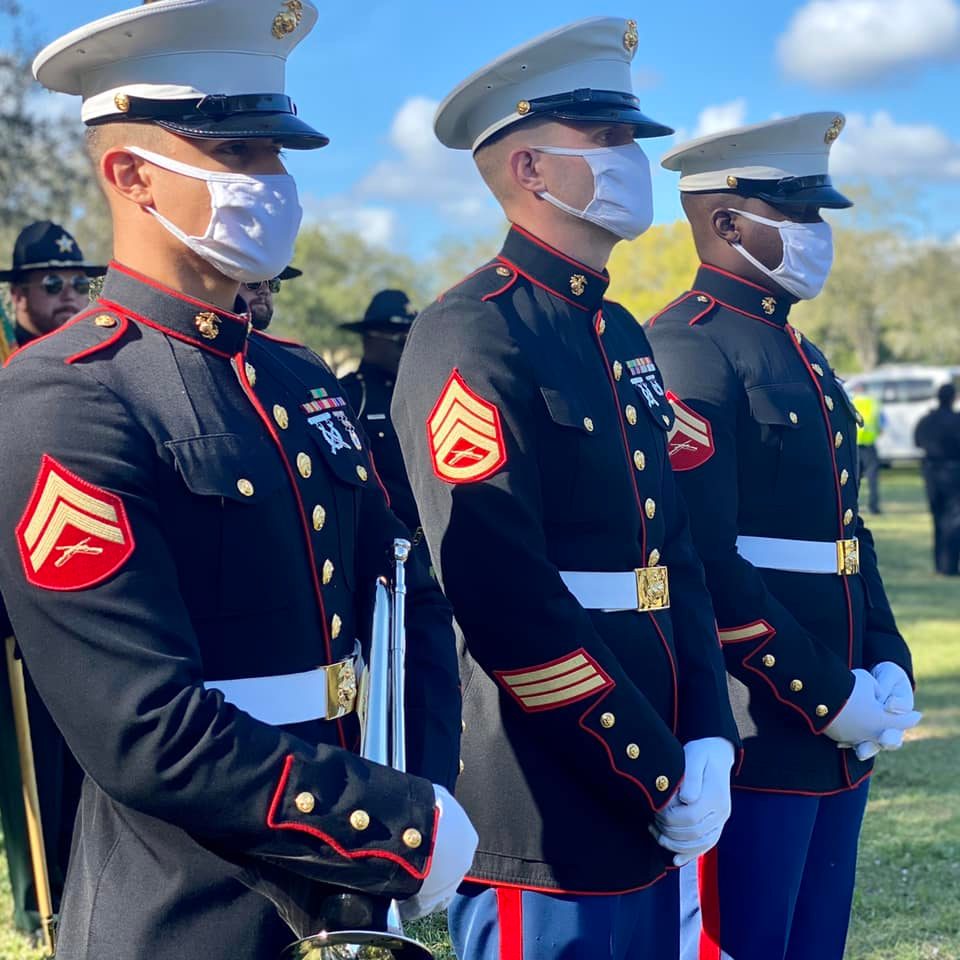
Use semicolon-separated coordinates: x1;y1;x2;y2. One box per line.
303;197;399;248
355;96;498;224
778;0;960;86
831;111;960;179
692;99;748;139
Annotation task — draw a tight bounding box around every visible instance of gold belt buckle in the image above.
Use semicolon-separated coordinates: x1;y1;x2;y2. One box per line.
635;565;671;611
324;656;358;720
836;538;860;576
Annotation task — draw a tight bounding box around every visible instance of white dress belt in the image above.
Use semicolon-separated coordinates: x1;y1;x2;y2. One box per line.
560;568;671;613
736;535;859;575
205;650;360;726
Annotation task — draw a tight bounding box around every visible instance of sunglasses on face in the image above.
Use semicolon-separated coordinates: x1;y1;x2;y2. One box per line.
242;278;281;293
36;274;90;296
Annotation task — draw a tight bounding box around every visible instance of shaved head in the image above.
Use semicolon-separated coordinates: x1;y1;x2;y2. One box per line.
473;118;553;208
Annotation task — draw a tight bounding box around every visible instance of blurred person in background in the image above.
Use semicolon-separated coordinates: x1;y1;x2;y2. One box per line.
233;264;301;330
852;381;884;515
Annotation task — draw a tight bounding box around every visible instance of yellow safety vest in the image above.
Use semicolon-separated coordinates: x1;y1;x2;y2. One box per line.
853;394;881;445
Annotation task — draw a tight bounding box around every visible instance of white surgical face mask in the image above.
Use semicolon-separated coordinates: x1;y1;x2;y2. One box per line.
533;143;654;241
728;208;834;301
125;145;303;283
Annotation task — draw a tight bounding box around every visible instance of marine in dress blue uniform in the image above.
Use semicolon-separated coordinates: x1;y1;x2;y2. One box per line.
392;19;739;960
0;3;472;957
644;114;920;960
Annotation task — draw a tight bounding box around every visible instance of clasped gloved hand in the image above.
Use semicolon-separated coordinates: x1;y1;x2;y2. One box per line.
398;785;478;922
824;668;921;760
650;737;735;868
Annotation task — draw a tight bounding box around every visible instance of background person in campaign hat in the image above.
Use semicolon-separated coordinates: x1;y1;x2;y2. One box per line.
392;17;739;960
339;290;422;541
0;2;475;958
234;264;301;330
644;113;920;960
1;221;105;346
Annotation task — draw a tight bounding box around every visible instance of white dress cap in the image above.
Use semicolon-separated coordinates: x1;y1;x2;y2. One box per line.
434;16;673;152
33;0;326;148
661;112;852;208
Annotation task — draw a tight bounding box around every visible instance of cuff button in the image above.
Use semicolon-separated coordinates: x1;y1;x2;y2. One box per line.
349;809;370;831
790;679;804;693
816;704;829;717
656;775;670;792
402;828;423;849
295;792;316;814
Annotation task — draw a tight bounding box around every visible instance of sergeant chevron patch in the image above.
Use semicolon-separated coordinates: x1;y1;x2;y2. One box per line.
666;392;715;471
15;455;134;591
427;369;506;484
495;649;613;713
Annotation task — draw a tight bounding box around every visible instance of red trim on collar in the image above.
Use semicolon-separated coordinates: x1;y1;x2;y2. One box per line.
499;257;592;312
509;224;608;280
437;262;505;304
699;263;777;295
646;291;717;329
482;263;519;302
712;299;784;328
108;260;248;325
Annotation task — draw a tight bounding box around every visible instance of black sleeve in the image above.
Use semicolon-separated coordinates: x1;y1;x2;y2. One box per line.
649;327;856;733
0;356;437;899
393;296;685;813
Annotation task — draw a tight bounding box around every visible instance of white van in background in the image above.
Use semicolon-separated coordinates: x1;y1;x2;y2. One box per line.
842;365;960;463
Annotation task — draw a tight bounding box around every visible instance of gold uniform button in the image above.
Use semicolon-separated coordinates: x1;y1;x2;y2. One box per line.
816;704;829;718
331;614;342;639
656;775;670;793
297;452;312;478
600;712;616;729
295;792;315;814
812;363;825;377
626;743;640;760
245;362;257;387
825;396;835;411
762;654;776;668
613;361;623;381
312;504;326;530
273;404;289;430
461;719;467;733
402;828;423;849
645;499;656;520
634;451;646;472
662;414;671;427
625;405;638;426
597;317;606;335
356;465;369;482
236;478;255;497
349;809;370;831
322;559;334;585
835;432;844;449
94;314;117;328
844;509;854;526
840;469;850;487
459;759;465;774
789;411;799;425
495;266;511;277
648;549;661;567
583;417;595;433
697;295;710;303
790;679;804;693
114;92;131;113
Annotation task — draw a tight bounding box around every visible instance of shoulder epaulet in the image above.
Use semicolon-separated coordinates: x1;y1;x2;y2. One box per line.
646;291;718;330
437;259;518;304
4;307;130;369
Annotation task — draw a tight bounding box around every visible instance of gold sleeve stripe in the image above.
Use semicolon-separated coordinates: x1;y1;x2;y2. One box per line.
718;622;771;643
501;653;589;687
519;674;608;709
509;664;598;697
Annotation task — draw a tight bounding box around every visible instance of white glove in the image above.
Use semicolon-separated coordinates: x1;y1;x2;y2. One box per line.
650;738;734;868
852;663;917;759
823;669;921;747
398;785;478;922
872;662;914;715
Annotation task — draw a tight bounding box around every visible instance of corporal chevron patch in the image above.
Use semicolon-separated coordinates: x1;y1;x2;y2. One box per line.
427;369;506;484
495;649;613;713
666;392;715;471
717;620;774;645
15;455;134;591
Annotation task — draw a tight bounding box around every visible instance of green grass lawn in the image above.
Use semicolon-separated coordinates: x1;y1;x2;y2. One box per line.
1;468;957;958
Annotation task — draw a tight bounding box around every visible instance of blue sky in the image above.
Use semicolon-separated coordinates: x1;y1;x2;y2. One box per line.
27;0;960;258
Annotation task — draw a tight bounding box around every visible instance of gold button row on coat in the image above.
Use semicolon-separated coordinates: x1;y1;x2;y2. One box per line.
763;654;776;668
295;792;315;814
816;705;829;718
790;679;804;693
297;452;312;478
613;361;623;381
598;318;606;335
313;504;326;530
331;614;342;639
322;559;334;584
840;470;849;487
601;712;616;729
648;549;660;567
350;809;370;831
626;743;640;759
245;362;257;386
655;775;670;793
625;405;638;426
634;451;646;472
812;363;824;377
357;465;369;482
844;509;854;526
273;404;289;430
825;396;835;412
645;499;656;519
835;432;844;449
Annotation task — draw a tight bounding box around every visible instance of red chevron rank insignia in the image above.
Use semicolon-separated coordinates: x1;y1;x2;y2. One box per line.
16;455;134;591
427;369;507;484
666;392;715;471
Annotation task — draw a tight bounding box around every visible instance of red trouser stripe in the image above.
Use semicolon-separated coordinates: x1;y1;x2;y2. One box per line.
699;849;722;960
496;886;524;960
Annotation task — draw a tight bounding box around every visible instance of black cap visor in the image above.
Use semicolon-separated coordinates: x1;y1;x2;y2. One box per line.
524;89;674;139
699;174;853;210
